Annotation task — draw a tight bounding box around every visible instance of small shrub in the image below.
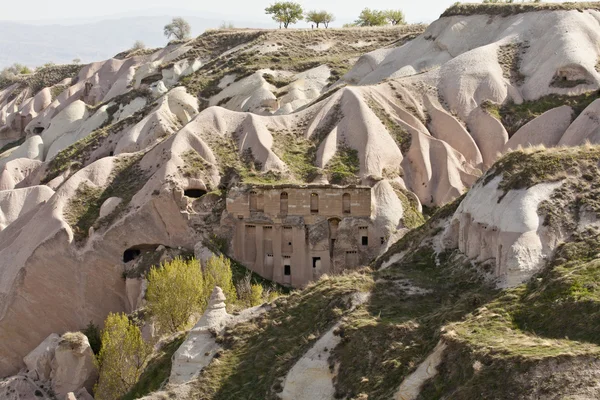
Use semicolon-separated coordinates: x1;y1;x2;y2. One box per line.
146;257;206;333
94;313;152;400
204;255;237;305
82;321;102;354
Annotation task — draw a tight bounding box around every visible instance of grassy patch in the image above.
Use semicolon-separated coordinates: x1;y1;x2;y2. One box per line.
393;185;426;229
497;42;527;85
262;73;294;88
122;333;187;400
180;27;425;102
368;100;412;155
272;133;319;182
442;2;600;17
331;248;496;399
483;145;600;200
192;273;373;399
492;91;598;137
64;155;149;243
180;149;209;178
42;101;155;184
550;75;591;88
325;145;360;185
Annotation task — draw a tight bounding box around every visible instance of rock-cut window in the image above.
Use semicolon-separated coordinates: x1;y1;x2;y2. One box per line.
310;193;319;214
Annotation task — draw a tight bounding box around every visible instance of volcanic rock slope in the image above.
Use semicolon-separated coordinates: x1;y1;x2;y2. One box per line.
1;4;600;397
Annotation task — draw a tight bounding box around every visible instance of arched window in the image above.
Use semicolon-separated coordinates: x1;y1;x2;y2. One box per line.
280;192;289;215
342;193;351;214
310;193;319;214
249;191;258;211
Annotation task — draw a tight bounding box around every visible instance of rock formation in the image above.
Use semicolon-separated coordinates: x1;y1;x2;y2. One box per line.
1;3;600;399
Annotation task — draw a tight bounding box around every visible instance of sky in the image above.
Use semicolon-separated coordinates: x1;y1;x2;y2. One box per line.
0;0;464;26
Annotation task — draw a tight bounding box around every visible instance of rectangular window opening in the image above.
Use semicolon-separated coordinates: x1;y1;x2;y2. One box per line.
312;257;321;268
362;236;368;246
284;265;291;276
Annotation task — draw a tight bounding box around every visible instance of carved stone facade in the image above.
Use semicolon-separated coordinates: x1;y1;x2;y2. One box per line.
225;185;382;287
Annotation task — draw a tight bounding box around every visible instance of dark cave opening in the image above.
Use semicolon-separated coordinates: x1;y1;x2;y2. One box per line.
184;188;208;198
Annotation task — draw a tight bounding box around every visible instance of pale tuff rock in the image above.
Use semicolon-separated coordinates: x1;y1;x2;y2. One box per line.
170;287;268;385
0;158;43;191
169;287;232;385
0;186;54;231
394;341;447;400
278;325;341;400
442;175;562;288
559;99;600;146
505;106;573;151
193;242;216;268
98;197;122;219
6;333;97;400
50;333;98;398
23;334;60;381
277;292;370;400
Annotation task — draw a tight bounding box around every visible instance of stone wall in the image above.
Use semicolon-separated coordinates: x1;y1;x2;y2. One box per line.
226;185;381;287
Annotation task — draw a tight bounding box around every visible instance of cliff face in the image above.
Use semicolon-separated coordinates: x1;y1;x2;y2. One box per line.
1;5;600;396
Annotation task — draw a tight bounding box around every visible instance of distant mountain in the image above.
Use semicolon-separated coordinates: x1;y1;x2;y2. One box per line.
0;15;272;68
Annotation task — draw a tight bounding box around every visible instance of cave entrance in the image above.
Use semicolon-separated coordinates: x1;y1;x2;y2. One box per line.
184;188;207;198
33;127;44;134
123;244;161;263
123;248;141;263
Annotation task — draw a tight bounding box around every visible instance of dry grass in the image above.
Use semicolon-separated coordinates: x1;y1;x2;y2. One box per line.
442;2;600;17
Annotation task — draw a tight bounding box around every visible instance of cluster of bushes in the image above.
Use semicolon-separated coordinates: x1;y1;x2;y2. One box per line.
91;254;280;399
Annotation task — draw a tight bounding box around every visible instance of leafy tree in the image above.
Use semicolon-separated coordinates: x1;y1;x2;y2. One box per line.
204;254;237;304
94;313;151;400
163;17;192;40
72;58;81;64
82;321;102;354
146;257;205;333
384;9;406;25
355;8;388;27
306;10;335;28
132;40;146;51
265;2;304;29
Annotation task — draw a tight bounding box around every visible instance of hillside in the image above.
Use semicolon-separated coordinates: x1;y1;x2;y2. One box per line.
2;3;600;399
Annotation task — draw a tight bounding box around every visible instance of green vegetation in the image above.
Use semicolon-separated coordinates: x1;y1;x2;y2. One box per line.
265;2;304;29
550;74;591;88
64;155;149;243
179;27;424;102
147;257;207;334
204;254;238;308
180;149;208;178
305;10;335;28
164;17;192;41
482;91;599;136
326;145;360;185
81;321;102;355
192;272;373;399
368;99;412;155
483;145;600;199
332;248;496;399
421;229;600;398
43;95;154;184
95;313;152;400
262;73;294;88
0;64;82;97
497;42;527;85
442;2;600;18
122;334;186;400
394;186;426;229
355;8;389;26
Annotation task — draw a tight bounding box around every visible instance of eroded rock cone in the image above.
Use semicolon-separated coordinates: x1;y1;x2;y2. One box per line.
193;286;230;332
